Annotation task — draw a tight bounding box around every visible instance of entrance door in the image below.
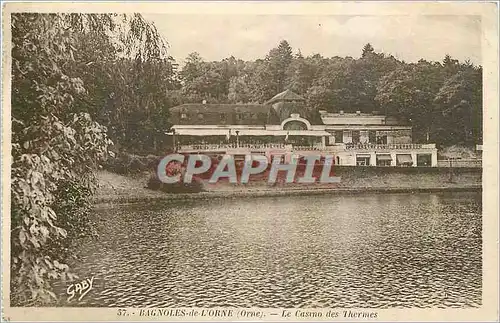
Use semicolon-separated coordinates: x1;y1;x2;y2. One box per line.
417;154;432;166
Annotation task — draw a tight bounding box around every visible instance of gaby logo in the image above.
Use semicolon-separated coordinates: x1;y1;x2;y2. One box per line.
157;154;341;184
67;276;95;302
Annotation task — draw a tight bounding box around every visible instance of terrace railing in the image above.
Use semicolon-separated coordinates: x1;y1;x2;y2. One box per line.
344;143;436;150
178;144;233;151
293;145;324;151
178;143;286;152
437;159;482;168
238;143;286;150
178;142;436;152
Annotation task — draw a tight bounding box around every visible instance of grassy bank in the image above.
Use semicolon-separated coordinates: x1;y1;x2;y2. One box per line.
95;167;482;204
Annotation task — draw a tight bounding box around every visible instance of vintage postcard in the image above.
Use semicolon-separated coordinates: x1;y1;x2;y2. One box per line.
1;1;499;322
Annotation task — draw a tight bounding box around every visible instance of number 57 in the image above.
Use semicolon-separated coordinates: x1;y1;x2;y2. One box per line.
117;309;127;316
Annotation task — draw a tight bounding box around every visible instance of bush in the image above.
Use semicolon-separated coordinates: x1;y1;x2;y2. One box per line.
147;171;205;193
104;152;161;175
146;154;162;169
36;179;99;274
127;155;146;173
10;114;111;305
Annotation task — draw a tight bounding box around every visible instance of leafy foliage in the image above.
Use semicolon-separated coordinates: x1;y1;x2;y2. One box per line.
65;17;179;154
10;13;172;304
376;59;482;145
434;64;482;144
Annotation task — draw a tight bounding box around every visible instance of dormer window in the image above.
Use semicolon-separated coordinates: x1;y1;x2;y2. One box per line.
352;131;361;144
369;131;377;143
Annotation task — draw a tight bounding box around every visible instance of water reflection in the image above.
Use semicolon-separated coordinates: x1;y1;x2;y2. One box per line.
64;192;481;308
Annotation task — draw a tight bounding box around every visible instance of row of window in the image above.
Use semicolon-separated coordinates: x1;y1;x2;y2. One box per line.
355;154;432;167
180;112;262;121
331;130;387;144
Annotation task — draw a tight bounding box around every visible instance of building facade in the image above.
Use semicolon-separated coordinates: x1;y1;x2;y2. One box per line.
168;90;438;166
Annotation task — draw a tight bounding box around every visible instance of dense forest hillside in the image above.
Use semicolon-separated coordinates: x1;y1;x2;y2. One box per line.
174;40;482;148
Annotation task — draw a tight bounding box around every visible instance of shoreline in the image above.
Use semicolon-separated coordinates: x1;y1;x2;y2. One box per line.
93;184;482;205
94;170;482;205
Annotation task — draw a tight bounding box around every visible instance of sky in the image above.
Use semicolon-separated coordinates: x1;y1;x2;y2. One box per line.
143;14;481;65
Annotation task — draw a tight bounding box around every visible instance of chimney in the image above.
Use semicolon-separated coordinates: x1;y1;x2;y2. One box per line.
356;110;361;115
339;110;344;115
202;99;207;104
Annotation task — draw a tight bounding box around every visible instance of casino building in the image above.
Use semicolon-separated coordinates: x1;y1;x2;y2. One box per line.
167;89;438;167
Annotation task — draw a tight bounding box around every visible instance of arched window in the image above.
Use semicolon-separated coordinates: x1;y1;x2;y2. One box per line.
283;120;308;131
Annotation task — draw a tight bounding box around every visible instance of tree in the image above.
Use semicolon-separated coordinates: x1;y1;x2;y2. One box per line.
434;65;482;145
246;40;294;102
247;59;276;102
376;61;446;143
352;50;402;112
442;54;461;77
54;14;179;154
306;85;335;111
226;60;257;103
361;43;375;58
267;40;293;93
228;75;252;103
11;13;169;305
180;53;232;103
308;57;358;111
285;54;323;95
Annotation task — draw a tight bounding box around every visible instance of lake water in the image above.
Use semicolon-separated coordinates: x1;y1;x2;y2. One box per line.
67;191;482;308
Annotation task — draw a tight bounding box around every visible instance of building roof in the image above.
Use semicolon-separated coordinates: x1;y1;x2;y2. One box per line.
265;89;305;105
269;101;324;125
170;103;274;126
170;103;270;114
319;112;409;126
170;97;324;126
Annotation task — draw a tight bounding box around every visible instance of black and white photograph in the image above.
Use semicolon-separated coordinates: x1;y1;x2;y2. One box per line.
2;1;498;322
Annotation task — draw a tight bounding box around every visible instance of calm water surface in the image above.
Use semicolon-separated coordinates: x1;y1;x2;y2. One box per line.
67;192;482;308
